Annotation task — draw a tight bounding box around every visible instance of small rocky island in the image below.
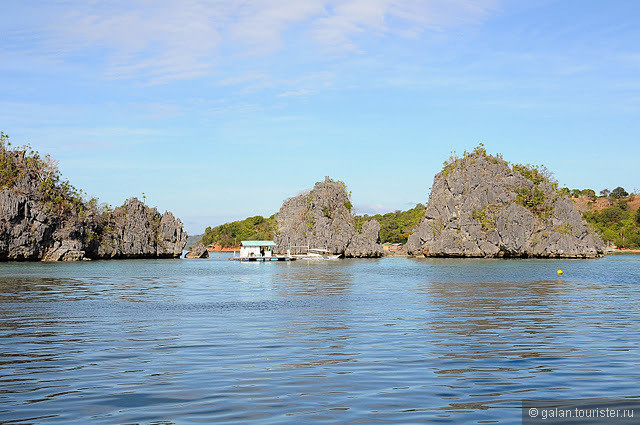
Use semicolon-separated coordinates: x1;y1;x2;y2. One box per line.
406;146;604;258
185;243;209;259
274;177;383;257
0;135;186;261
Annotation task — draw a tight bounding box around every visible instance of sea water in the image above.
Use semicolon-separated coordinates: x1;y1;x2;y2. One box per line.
1;254;639;423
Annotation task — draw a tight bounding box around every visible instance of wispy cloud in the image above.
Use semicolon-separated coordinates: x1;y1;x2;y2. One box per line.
277;89;314;97
5;0;497;84
312;0;497;51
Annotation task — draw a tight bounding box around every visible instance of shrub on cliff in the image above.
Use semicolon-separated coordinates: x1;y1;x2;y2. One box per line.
1;132;90;217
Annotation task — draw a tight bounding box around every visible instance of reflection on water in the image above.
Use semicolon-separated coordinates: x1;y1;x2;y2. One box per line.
1;255;640;423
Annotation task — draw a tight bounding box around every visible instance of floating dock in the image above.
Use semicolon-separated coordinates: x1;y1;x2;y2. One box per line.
229;256;297;262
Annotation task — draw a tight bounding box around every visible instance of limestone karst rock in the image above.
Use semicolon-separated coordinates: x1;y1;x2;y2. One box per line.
0;140;187;261
274;177;382;258
345;219;384;258
406;147;604;258
90;198;187;259
0;190;187;262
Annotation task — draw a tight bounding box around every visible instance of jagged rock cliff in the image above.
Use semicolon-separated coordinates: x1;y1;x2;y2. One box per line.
406;148;604;258
88;198;186;259
0;188;187;261
0;136;187;261
1;188;57;260
274;177;382;257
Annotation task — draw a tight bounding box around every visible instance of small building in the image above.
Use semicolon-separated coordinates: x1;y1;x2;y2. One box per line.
240;241;276;258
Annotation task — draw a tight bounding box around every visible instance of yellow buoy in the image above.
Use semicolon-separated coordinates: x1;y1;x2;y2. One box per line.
557;270;563;276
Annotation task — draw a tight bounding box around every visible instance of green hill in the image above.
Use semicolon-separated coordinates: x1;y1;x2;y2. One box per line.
582;198;640;248
200;215;276;248
354;203;426;244
561;186;640;248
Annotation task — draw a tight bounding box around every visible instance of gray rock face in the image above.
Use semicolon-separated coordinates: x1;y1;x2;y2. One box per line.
406;152;604;258
0;190;187;261
0;142;186;261
345;220;384;258
185;242;209;259
0;189;55;260
274;177;382;257
91;198;187;259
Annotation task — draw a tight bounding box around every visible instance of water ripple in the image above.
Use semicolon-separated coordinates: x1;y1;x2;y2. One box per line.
1;255;639;423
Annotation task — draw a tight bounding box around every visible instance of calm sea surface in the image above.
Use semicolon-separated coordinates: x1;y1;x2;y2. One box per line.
1;254;639;424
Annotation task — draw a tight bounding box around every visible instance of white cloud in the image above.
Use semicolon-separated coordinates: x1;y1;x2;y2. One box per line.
6;0;498;83
355;202;397;215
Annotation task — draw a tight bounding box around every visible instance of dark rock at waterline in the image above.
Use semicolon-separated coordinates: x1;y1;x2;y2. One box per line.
406;150;604;258
185;242;209;259
274;177;382;258
42;240;85;262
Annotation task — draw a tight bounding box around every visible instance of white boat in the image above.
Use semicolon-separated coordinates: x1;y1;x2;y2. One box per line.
293;248;341;260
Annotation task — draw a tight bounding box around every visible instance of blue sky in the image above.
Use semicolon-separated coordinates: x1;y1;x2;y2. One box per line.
2;0;639;234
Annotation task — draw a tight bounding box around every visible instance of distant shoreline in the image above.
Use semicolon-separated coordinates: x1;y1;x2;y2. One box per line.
207;246;238;252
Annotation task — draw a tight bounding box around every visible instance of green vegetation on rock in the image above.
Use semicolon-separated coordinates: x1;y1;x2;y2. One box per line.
514;185;554;218
354;203;426;244
511;163;556;219
441;145;559;220
1;132;89;216
201;215;276;247
441;143;507;176
511;163;550;185
472;204;500;229
558;187;597;199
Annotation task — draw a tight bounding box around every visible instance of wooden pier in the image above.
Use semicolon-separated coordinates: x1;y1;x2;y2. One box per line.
229;256;297;262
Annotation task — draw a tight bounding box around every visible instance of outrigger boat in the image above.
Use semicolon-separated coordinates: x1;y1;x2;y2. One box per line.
293;248;341;260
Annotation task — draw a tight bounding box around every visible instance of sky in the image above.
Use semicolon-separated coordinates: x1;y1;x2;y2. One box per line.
2;0;640;234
